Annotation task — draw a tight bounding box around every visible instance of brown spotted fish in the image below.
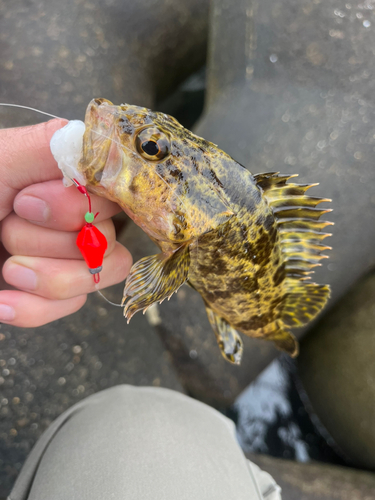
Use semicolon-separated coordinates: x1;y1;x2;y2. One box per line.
77;98;332;364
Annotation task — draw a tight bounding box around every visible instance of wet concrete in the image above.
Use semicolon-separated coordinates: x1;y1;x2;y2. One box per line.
249;453;375;500
0;0;209;126
298;270;375;471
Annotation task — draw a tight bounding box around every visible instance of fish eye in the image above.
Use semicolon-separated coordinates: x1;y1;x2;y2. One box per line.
135;127;170;161
141;140;159;156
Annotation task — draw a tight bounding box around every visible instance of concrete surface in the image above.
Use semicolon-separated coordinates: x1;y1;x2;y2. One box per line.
298;270;375;470
0;0;209;126
249;453;375;500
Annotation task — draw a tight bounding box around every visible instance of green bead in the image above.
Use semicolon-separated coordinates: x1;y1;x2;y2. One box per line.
85;212;95;223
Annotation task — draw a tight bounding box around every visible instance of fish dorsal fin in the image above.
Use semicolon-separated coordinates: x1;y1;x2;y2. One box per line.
254;172;332;329
122;244;190;321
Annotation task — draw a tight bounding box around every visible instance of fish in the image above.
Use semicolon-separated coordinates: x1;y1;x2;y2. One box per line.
73;97;332;364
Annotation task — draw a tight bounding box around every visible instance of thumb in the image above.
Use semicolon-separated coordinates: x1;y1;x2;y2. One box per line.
0;118;68;221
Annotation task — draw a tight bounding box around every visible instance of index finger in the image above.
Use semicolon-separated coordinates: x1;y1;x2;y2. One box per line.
14;179;122;231
0;118;68;220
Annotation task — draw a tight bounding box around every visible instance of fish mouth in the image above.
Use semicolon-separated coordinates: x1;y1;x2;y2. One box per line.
86;98;116;133
80;98;119;182
88;98;130;119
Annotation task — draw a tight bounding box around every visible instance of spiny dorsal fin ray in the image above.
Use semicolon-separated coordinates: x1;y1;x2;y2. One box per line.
278;218;334;231
268;195;331;209
253;172;298;191
283;253;328;267
255;171;332;334
281;241;332;252
273;206;332;220
284;248;330;260
285;259;322;271
264;183;319;199
280;229;332;242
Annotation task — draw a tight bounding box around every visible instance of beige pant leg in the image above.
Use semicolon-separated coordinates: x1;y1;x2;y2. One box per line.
9;385;281;500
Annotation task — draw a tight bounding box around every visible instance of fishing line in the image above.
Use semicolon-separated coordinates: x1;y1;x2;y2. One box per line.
0;103;63;120
97;289;124;307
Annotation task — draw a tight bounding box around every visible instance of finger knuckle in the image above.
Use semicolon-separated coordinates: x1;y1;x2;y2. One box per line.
47;270;71;301
1;215;20;254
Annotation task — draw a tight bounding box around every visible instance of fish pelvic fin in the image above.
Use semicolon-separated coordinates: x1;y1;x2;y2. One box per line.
123;244;190;321
206;306;243;365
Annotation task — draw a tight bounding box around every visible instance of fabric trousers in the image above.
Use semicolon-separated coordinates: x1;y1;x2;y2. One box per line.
8;385;281;500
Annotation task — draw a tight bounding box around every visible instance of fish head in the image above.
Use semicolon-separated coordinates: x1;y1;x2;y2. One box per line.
79;98;233;245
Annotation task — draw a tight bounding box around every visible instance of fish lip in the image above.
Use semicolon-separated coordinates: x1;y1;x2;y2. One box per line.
87;98;115;124
91;97;114;110
89;98;130;117
81;98;118;179
86;98;131;141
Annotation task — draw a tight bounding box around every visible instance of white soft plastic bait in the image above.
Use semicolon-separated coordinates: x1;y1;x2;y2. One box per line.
50;120;86;187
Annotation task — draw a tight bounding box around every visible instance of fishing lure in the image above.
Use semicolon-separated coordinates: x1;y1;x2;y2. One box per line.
73;179;107;284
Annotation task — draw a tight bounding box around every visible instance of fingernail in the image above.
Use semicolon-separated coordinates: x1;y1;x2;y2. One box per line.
4;262;37;291
14;195;50;223
0;304;15;322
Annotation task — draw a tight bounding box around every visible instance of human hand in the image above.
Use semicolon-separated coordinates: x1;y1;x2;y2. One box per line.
0;119;132;327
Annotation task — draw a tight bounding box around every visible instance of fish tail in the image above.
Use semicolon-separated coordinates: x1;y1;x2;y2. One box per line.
269;325;299;357
255;320;299;357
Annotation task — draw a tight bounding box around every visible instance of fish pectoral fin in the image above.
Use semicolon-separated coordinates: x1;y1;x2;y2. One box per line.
206;306;243;365
122;244;190;321
270;327;299;357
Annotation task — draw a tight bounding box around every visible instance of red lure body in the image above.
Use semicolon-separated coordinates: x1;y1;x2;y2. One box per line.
76;224;107;282
73;179;108;283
